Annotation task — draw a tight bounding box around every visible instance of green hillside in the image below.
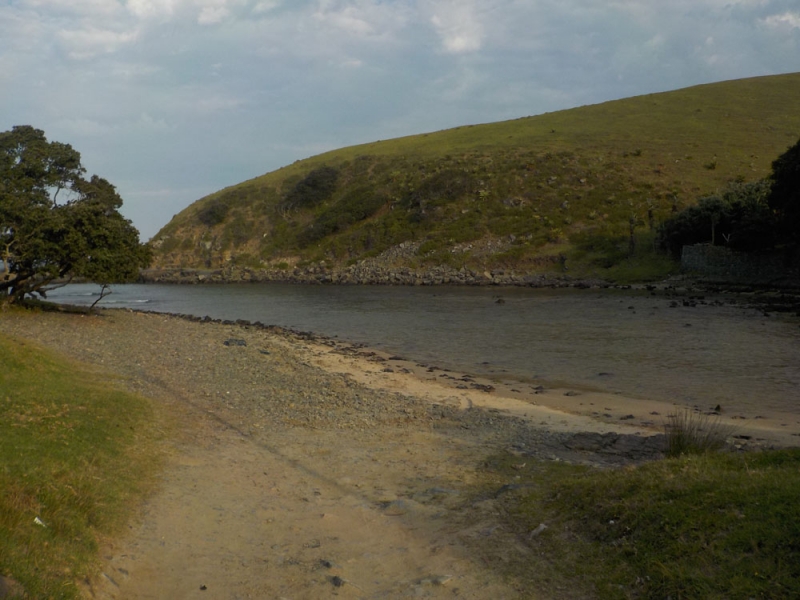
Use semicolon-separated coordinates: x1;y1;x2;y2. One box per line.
149;73;800;282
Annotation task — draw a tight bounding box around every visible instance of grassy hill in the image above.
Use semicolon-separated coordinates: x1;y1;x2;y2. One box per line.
149;72;800;282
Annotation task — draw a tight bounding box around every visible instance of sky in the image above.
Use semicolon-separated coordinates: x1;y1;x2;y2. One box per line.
1;1;799;240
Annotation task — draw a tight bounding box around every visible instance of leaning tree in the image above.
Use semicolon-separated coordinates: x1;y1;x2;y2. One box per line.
0;125;151;304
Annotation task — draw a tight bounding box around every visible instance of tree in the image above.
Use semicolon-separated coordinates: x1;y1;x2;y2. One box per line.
657;180;775;256
768;137;800;244
0;125;151;304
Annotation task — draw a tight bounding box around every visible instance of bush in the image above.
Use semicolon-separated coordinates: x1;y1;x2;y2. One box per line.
283;166;339;210
403;169;476;220
197;198;230;226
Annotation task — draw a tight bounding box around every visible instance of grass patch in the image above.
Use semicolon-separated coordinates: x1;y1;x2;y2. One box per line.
0;330;163;598
482;449;800;599
665;407;736;457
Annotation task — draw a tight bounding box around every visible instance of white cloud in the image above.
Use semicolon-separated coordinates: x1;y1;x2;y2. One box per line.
22;0;122;17
429;1;484;54
253;0;281;14
198;5;229;24
313;5;374;36
126;0;176;20
762;11;800;29
58;26;139;59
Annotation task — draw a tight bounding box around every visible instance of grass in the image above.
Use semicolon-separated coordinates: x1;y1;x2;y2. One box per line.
665;407;736;457
482;448;800;599
0;328;163;599
149;73;800;279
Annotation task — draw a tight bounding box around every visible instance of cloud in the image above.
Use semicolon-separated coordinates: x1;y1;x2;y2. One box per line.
198;5;230;25
762;11;800;29
58;26;139;59
22;0;122;17
429;1;484;54
253;0;281;15
126;0;177;20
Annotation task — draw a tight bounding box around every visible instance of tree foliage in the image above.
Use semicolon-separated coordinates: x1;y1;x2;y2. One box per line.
768;136;800;243
658;180;775;256
0;126;151;303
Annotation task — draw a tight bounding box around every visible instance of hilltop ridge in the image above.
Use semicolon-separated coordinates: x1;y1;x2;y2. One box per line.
149;72;800;284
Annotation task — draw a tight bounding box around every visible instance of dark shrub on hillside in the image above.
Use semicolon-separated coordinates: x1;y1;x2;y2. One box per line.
284;166;339;210
198;198;230;226
299;187;388;247
658;180;775;256
404;169;476;221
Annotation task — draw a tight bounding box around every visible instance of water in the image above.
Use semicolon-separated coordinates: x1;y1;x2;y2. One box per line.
46;283;800;416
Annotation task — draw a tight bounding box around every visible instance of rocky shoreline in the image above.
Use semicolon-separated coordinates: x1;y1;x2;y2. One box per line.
141;263;610;287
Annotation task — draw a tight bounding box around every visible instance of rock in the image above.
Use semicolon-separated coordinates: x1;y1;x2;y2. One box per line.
223;338;247;347
528;523;548;538
0;575;25;599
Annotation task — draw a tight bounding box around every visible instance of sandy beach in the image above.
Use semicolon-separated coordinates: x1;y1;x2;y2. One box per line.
1;307;796;599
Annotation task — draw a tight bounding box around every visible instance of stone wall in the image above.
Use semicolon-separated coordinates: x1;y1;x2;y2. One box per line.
681;244;800;286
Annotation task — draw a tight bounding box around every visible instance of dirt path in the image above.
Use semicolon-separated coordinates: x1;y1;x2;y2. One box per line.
2;310;540;598
2;308;790;599
85;422;520;599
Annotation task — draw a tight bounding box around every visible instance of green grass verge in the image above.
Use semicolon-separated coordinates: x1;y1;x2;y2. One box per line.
0;331;163;599
485;449;800;599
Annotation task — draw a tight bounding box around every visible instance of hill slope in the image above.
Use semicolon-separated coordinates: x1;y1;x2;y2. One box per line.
149;73;800;283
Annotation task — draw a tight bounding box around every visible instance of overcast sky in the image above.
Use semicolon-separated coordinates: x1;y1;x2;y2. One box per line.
2;1;798;240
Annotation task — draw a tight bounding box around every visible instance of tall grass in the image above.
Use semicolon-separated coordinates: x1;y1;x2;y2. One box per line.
0;332;163;599
664;407;736;457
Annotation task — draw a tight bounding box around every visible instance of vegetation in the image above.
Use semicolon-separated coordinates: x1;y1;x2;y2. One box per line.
0;126;151;304
658;180;775;256
658;136;800;257
150;73;800;280
0;321;162;598
664;407;736;457
484;448;800;599
768;136;800;244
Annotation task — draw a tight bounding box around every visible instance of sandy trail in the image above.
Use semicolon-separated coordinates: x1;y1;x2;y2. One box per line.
87;422;518;599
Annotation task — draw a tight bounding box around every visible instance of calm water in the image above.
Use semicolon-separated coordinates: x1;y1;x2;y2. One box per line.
47;283;800;415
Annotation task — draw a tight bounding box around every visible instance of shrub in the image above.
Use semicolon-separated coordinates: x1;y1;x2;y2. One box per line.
197;198;230;226
283;166;339;210
298;188;388;247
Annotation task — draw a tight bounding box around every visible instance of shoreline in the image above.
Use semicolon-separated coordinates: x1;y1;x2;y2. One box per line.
6;301;799;450
130;308;800;450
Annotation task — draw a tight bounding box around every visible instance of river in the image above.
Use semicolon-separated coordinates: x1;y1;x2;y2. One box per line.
46;283;800;418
